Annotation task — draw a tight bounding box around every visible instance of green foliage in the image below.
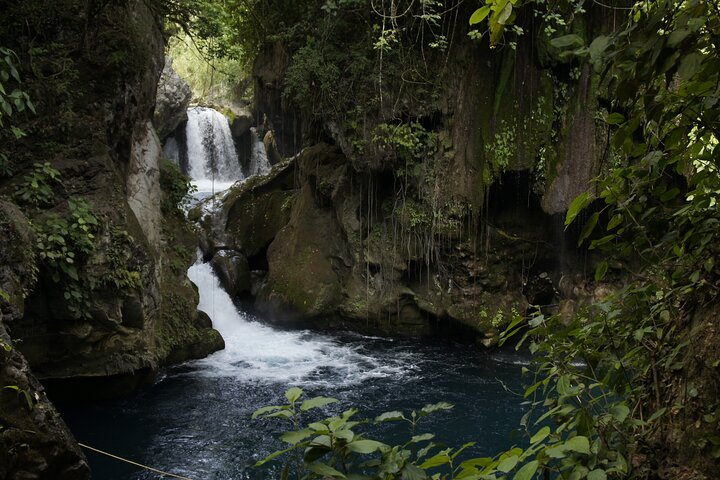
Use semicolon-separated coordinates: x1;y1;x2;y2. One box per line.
504;0;720;477
0;47;35;128
100;226;142;291
374;123;438;166
160;157;196;216
34;197;99;317
167;34;248;102
254;387;462;479
0;46;35;177
14;162;61;208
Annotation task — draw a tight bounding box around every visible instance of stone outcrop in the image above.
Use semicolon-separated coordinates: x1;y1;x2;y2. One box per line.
0;202;90;480
224;4;619;343
127;122;163;253
194;144;605;344
0;0;223;400
154;57;193;141
0;324;90;480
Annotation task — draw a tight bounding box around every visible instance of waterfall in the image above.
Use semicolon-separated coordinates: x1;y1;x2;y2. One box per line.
186;261;414;385
185;106;243;193
248;127;271;177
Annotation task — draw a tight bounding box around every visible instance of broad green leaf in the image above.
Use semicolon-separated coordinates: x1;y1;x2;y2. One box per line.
565;192;591;226
301;396;338;411
267;410;294;419
375;411;406;423
420;453;451;469
335;429;355;442
588;35;610;62
565;436;590;455
254;445;296;466
309;421;328;431
451;442;476;460
285;387;303;403
497;455;519;473
595;261;608;282
460;457;493;469
607;214;623;230
410;433;435;443
606;113;625;125
545;445;567;458
400;464;428;480
469;6;491;25
311;435;332;448
647;407;667;423
610;404;630;423
252;404;283;419
530;426;550;444
346;439;387;454
550;34;584;49
513;460;538;480
420;402;453;416
281;428;313;445
496;2;513;25
307;462;347;478
678;52;703;80
668;28;690;47
587;469;607;480
578;212;600;246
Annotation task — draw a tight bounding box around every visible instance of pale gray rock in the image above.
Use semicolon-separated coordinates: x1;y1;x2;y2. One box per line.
154;57;193;140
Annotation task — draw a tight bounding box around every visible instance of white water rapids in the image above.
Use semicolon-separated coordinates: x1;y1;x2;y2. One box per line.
186;261;416;386
181;106;415;387
185;106;244;193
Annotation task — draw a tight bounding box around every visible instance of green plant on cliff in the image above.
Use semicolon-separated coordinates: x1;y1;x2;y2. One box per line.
481;0;720;477
13;162;61;208
34;197;99;317
160;157;196;216
0;46;35;177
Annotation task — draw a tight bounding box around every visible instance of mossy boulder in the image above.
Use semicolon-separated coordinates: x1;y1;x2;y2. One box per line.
258;183;348;321
211;250;252;297
256;145;351;322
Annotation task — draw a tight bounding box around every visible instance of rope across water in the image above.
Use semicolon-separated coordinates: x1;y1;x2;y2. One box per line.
78;443;195;480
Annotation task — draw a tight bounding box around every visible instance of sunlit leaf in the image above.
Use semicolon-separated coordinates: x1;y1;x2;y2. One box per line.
301;396;338;411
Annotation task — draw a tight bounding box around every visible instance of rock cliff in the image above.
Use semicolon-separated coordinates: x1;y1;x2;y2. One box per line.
195;2;618;344
0;2;224;474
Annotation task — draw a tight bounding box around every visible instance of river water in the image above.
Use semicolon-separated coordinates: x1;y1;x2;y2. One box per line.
62;262;529;479
62;107;530;479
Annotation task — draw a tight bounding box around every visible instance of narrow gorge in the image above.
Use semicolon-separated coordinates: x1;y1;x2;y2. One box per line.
1;1;719;479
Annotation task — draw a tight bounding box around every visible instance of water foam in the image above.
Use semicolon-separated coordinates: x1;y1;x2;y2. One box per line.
187;261;415;386
186;107;243;188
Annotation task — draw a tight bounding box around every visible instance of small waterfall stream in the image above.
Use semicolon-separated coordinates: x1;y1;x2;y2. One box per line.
187;261;413;385
185;106;245;193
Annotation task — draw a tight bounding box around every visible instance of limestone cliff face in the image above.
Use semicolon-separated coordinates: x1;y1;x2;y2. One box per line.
0;201;90;480
196;4;616;343
154;57;193;141
0;0;222;398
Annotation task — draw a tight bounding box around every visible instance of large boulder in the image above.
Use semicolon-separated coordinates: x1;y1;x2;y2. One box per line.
154;56;193;141
0;202;90;480
0;324;90;480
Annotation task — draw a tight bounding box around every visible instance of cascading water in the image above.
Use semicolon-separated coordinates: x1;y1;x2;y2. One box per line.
247;127;271;177
185;106;244;193
61;108;528;479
